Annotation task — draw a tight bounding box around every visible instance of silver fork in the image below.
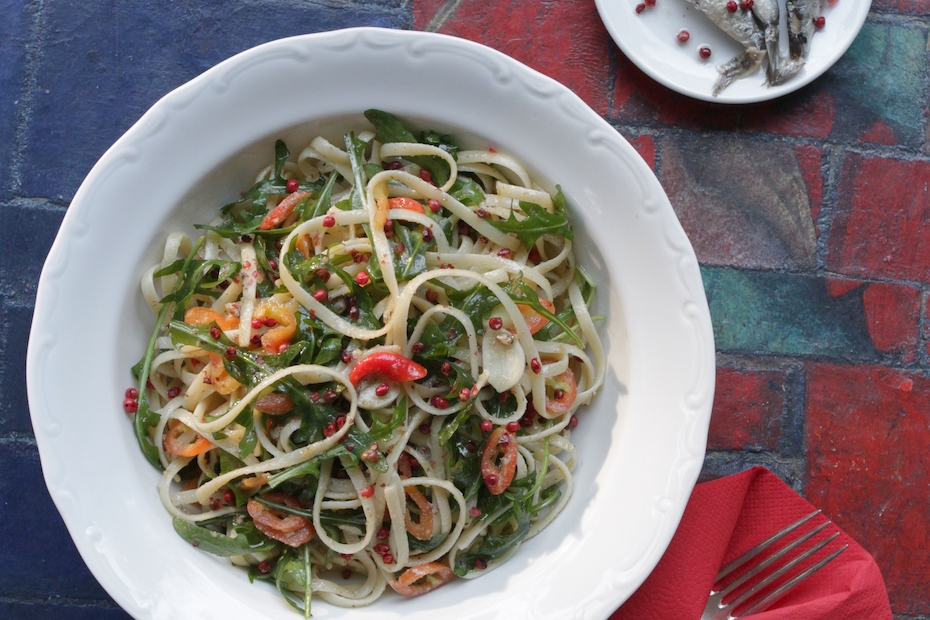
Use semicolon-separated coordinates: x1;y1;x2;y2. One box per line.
701;510;848;620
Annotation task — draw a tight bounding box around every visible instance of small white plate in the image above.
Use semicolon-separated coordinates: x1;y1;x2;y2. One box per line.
596;0;871;103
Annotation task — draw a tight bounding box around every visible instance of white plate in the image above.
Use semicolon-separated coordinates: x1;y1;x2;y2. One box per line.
596;0;871;103
26;28;714;620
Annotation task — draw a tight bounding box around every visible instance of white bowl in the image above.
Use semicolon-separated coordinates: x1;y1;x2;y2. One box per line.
27;27;714;620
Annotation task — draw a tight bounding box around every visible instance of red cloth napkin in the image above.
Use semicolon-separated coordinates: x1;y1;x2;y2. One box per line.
610;467;892;620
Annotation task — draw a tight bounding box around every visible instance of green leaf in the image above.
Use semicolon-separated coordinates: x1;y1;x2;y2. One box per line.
408;531;449;552
449;176;484;207
369;397;408;442
363;109;451;187
506;277;584;348
274;140;290;183
303;170;339;222
365;109;418;144
488;201;573;249
273;548;312;617
235;404;258;460
393;225;428;281
330;264;382;331
172;518;275;557
453;502;531;576
345;132;369;213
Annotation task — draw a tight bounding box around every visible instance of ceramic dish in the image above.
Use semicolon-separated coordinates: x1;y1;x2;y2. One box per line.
596;0;871;103
26;27;714;620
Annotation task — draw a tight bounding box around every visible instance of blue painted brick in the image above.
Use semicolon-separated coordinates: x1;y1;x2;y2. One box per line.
822;20;929;148
0;442;110;600
0;601;131;620
0;201;65;304
0;0;30;200
21;0;410;204
0;299;34;435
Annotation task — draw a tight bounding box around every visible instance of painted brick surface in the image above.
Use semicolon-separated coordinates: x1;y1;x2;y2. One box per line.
0;0;29;199
662;134;817;270
701;267;881;359
0;442;111;600
806;363;930;616
0;202;65;304
0;602;131;620
861;283;920;361
613;20;929;148
21;0;408;204
708;366;784;451
826;153;930;283
0;300;34;435
822;20;928;148
871;0;930;12
412;0;612;116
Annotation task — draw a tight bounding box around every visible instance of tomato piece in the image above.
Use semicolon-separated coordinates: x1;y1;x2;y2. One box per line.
348;352;427;386
405;485;435;541
247;493;315;548
254;393;294;415
545;368;578;416
481;427;518;495
388;562;455;597
184;307;239;332
387;196;426;214
258;191;311;231
254;299;297;354
205;353;242;395
295;234;314;259
517;298;555;335
165;419;213;457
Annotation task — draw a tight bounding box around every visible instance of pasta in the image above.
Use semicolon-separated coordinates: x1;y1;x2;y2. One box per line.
126;110;605;615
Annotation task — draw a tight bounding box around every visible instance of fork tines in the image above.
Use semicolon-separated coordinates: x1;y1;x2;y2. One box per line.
711;509;848;618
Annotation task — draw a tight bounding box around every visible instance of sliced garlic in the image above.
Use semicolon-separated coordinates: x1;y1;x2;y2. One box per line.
482;328;525;392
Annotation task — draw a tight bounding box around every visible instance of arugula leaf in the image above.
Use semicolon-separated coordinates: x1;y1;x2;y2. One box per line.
369;397;408;442
421;130;459;158
393;224;428;281
330;264;382;331
172;518;275;557
453;502;531;576
408;531;449;552
266;446;342;488
363;109;452;187
345;132;369;213
273;140;289;183
506;277;584;348
234;404;258;460
365;109;418;144
488;201;573;249
302;170;339;222
273;547;312;618
449;176;485;207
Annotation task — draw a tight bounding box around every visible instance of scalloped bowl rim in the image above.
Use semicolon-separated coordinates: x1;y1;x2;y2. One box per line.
27;27;714;620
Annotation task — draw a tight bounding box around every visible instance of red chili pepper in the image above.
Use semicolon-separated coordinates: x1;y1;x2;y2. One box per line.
348;351;427;386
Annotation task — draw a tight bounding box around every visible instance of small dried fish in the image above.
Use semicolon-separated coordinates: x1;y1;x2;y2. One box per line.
772;0;821;84
683;0;780;95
